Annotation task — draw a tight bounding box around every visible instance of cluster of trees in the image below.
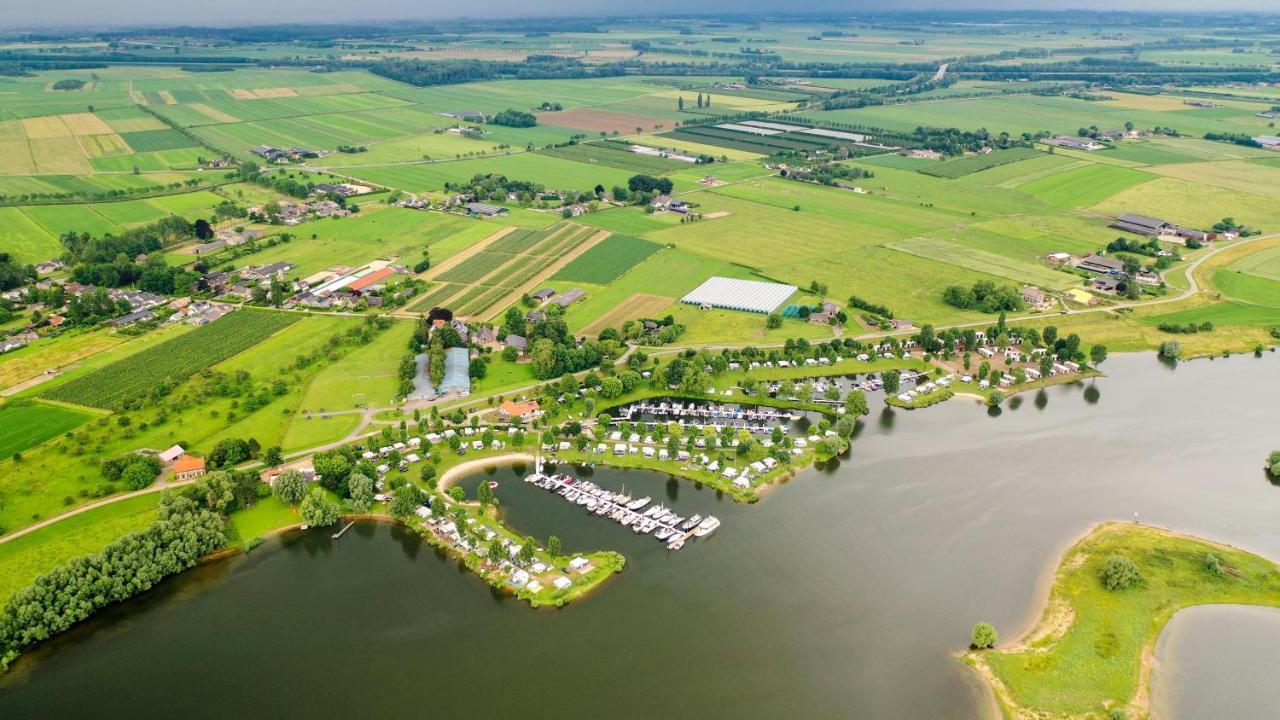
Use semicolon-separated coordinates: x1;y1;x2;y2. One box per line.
676;93;714;111
100;452;162;491
231;162;314;199
1157;321;1214;335
1267;451;1280;480
368;57;625;88
780;162;872;187
626;174;674;196
1204;131;1263;148
60;216;201;289
847;293;893;319
525;315;620;380
50;78;85;90
1106;236;1166;257
443;172;543;203
0;494;226;670
492;108;537;127
336;144;367;153
942;281;1024;313
0;253;36;291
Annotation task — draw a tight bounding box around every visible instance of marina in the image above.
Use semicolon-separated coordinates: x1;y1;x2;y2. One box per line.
524;470;719;551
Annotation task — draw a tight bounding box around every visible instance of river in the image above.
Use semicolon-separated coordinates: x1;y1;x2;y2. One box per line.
2;352;1280;718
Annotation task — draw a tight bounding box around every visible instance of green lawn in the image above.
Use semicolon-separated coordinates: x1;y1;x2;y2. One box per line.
1017;162;1156;209
0;493;161;605
0;403;94;458
977;523;1280;719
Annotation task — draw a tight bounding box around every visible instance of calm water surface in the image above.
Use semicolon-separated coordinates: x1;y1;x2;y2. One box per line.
3;353;1280;719
1151;605;1280;720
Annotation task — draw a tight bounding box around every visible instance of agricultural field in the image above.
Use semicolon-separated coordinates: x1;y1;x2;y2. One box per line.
1016;162;1156;208
917;147;1045;178
426;222;606;319
550;234;663;284
42;311;299;409
0;403;95;458
535;140;691;174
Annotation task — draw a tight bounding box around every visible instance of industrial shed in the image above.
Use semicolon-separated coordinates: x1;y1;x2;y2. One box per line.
680;277;797;314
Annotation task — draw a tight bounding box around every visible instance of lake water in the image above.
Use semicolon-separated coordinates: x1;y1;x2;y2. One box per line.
3;352;1280;718
1151;605;1280;720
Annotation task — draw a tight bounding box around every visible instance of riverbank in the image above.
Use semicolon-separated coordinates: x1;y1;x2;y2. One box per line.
963;522;1280;720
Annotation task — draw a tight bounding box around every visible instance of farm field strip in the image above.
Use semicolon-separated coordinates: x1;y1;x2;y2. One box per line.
551;233;663;284
474;229;610;322
579;292;677;336
0;403;95;458
918;147;1045;178
42;311;299;409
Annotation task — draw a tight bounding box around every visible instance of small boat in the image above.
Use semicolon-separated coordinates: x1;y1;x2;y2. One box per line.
487;481;499;489
681;514;703;531
693;516;721;537
655;527;673;540
627;497;651;511
667;537;685;551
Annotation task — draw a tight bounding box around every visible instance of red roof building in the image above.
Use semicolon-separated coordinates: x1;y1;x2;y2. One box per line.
347;268;394;293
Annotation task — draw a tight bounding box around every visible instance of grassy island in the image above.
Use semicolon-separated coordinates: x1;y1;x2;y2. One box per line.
966;522;1280;720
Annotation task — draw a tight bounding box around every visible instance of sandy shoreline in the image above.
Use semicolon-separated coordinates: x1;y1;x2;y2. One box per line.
437;453;536;490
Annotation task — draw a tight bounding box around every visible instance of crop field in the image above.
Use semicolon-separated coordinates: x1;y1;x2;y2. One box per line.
885;236;1077;289
536;107;667;134
1148;160;1280;201
551;234;662;284
917;147;1044;178
1212;269;1280;308
425;222;603;317
43;311;298;409
536;141;689;174
0;403;94;458
1016;162;1155;208
1092;176;1280;232
801;93;1276;139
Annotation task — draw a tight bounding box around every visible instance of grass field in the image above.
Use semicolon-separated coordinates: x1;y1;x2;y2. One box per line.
0;493;162;604
536;140;689;174
0;403;94;458
918;147;1045;178
1016;162;1155;208
976;523;1280;719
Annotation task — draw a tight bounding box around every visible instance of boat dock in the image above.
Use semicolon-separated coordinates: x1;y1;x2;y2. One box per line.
524;472;718;551
331;521;355;540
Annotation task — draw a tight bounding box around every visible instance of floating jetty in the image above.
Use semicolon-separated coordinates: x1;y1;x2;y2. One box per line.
524;471;718;551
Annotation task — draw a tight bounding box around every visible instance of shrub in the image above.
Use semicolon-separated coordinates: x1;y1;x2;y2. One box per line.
1099;554;1142;591
970;622;997;649
1204;552;1225;578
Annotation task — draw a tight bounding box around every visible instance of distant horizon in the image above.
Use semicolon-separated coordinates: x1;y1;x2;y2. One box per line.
5;4;1280;33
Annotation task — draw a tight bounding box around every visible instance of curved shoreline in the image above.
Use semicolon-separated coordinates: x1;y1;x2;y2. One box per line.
437;453;537;490
963;521;1280;720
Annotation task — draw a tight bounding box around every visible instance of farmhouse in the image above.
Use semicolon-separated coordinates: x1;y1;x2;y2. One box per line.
158;444;185;464
900;149;944;160
1254;136;1280;150
498;400;541;422
1020;287;1049;308
241;262;295;281
1046;135;1104;151
464;202;509;218
173;455;206;482
551;289;585;307
504;334;528;355
531;288;556;302
809;302;840;324
1110;213;1176;237
681;276;797;314
1090;277;1121;294
1076;254;1125;275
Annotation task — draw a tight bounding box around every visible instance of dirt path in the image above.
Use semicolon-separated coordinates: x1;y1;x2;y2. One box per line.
0;477;198;546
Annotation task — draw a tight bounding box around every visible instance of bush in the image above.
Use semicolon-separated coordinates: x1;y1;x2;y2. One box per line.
970;622;997;649
1158;341;1181;360
1099;554;1142;591
1204;552;1226;578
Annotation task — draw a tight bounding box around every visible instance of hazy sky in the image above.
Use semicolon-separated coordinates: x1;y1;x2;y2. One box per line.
5;1;1280;31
